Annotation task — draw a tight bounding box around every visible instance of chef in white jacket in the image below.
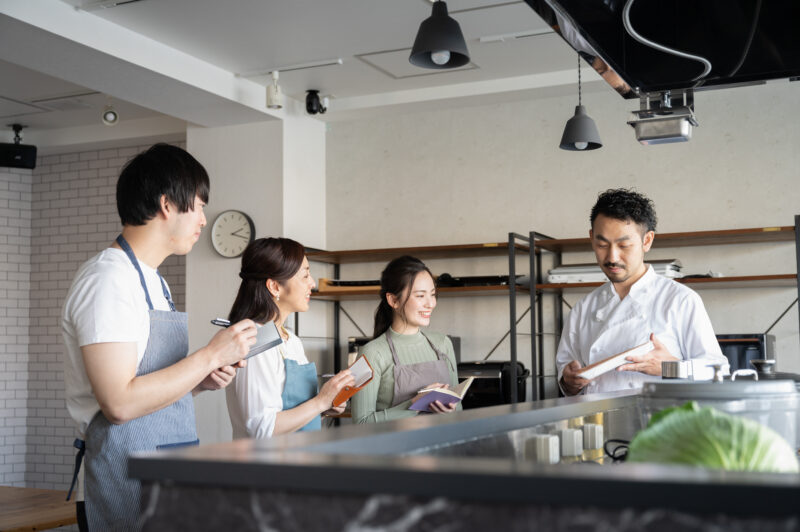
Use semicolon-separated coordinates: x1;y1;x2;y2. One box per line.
556;189;727;395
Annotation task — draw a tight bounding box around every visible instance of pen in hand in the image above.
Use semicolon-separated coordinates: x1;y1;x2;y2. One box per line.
211;318;231;328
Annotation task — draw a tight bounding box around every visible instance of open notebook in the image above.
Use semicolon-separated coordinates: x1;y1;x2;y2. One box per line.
332;356;374;407
244;322;284;360
576;341;655;380
409;377;475;412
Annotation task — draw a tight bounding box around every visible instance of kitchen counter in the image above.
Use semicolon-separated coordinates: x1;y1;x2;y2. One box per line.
129;391;800;531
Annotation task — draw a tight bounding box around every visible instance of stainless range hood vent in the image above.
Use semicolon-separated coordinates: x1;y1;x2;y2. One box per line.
627;89;698;145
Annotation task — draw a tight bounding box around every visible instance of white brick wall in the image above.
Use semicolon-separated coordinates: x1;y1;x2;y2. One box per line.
0;167;33;486
1;141;186;489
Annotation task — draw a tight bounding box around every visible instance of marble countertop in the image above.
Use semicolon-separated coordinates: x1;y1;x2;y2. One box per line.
129;391;800;516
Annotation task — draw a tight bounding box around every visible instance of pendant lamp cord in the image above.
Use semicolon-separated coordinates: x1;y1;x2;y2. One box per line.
577;54;582;107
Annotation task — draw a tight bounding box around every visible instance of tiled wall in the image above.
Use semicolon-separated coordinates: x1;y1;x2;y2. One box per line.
0;141;186;488
0;167;32;486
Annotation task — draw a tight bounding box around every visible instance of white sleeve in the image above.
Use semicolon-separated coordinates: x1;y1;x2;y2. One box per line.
231;348;284;438
68;266;142;347
555;303;583;394
677;291;726;363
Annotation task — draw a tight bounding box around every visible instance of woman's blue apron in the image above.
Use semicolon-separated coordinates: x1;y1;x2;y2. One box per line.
79;235;198;531
280;347;321;431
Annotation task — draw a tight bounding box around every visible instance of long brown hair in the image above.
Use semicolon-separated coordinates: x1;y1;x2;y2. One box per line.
228;237;305;324
373;255;435;338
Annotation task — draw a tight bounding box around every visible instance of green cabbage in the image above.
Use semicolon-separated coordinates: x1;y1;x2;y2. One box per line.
627;401;799;473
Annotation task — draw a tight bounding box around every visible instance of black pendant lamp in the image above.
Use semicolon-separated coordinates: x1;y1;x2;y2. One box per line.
409;1;470;69
560;54;602;151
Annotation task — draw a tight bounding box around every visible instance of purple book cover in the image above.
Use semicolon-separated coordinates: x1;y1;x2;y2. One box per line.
408;391;462;412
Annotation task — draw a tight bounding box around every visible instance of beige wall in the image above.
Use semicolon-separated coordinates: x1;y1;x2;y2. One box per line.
324;81;800;381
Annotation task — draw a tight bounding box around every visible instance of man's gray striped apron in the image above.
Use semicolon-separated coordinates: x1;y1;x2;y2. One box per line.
83;235;198;531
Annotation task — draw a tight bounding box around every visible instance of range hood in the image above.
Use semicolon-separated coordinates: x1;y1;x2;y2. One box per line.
524;0;800;143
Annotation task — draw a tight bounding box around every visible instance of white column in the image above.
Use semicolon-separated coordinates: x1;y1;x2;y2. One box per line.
185;114;327;443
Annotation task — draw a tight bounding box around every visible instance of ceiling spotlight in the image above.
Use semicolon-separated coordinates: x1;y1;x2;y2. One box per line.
266;70;284;110
102;105;119;126
560;55;602;151
409;1;470;69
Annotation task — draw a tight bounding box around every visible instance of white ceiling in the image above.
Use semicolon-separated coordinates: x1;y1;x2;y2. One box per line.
70;0;568;99
0;0;598;145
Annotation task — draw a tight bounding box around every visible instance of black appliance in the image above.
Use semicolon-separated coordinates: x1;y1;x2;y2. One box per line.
436;273;517;287
458;361;529;409
716;333;775;372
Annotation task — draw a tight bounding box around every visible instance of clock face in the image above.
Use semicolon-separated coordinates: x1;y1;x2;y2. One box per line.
211;210;255;258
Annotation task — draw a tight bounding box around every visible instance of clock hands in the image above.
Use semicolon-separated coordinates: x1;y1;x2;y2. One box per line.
230;229;250;240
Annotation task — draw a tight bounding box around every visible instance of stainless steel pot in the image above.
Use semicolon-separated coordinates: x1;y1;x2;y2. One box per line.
639;380;799;450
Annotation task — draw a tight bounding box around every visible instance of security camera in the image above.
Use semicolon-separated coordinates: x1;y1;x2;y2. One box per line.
305;90;327;115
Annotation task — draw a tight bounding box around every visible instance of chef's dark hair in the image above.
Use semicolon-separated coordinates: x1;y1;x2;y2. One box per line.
228;237;306;325
116;143;210;226
373;256;435;339
590;188;657;234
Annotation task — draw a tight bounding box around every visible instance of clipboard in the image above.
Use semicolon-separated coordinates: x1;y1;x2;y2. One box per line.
332;356;374;407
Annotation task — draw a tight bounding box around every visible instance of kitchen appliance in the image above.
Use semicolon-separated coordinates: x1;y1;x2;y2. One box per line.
458;361;529;409
716;333;775;371
640;380;800;449
749;359;800;391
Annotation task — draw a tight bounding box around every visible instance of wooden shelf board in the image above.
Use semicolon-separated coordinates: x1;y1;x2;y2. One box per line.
536;274;797;292
312;284;528;301
307;242;530;264
536;226;795;253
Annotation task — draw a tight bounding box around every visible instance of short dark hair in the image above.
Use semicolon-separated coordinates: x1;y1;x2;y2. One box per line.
116;143;210;226
590;188;657;233
228;238;306;325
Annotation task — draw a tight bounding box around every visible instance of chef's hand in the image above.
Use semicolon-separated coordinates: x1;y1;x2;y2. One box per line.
316;369;355;411
617;333;678;376
206;319;258;367
561;360;590;396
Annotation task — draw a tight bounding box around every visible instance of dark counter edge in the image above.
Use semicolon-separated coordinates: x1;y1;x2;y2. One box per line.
128;392;800;517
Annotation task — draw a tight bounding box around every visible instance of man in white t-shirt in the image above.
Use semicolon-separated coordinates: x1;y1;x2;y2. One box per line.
556;189;727;395
61;144;257;531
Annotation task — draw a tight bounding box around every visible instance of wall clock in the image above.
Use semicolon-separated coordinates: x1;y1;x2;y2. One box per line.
211;210;255;258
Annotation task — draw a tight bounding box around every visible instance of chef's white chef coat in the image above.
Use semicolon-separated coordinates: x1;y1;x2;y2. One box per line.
556;265;726;394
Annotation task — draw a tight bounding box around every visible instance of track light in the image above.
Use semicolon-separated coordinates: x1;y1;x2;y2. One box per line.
409;1;470;69
266;71;283;110
102;105;119;126
560;55;602;151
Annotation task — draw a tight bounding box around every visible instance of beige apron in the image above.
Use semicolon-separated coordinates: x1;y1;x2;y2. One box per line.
386;331;453;407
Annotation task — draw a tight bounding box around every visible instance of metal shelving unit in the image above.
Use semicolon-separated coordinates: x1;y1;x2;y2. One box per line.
307;236;537;403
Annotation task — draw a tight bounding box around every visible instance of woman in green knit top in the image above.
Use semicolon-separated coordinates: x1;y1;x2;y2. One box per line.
351;256;460;424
